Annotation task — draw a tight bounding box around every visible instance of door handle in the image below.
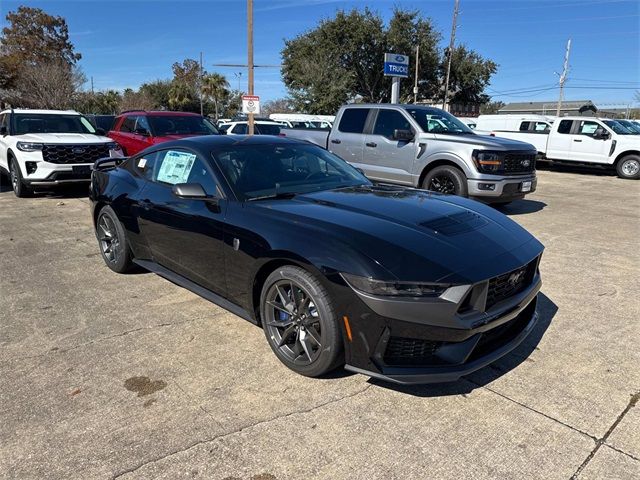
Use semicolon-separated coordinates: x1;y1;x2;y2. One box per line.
573;139;583;142
330;139;341;144
366;142;377;148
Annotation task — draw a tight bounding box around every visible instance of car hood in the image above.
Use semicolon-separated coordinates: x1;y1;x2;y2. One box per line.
251;185;543;284
152;134;206;142
426;132;537;151
14;133;112;144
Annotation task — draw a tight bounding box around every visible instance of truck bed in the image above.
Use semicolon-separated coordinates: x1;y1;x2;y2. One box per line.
280;128;329;148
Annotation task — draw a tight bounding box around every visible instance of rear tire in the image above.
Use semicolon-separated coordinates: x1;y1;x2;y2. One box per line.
422;165;468;197
260;265;343;377
616;155;640;179
95;206;134;273
9;158;33;198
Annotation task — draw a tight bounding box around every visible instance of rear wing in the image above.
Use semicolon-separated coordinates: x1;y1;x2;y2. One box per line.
93;156;127;171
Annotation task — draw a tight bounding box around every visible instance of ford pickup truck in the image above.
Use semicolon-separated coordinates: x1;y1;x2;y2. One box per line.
281;104;539;203
488;116;640;179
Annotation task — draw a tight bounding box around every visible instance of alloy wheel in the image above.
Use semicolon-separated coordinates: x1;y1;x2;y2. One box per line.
10;162;18;193
429;174;457;194
264;280;323;366
97;214;121;264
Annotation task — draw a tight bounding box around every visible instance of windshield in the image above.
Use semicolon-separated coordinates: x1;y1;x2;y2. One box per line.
212;143;371;200
617;120;640;134
603;120;634;135
12;114;96;135
148;115;219;136
404;107;473;134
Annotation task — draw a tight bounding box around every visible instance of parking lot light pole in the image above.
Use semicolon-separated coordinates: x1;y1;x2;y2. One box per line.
247;0;255;135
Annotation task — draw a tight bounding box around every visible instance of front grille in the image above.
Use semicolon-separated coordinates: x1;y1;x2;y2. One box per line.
486;259;537;310
42;144;110;164
384;336;443;366
503;151;536;174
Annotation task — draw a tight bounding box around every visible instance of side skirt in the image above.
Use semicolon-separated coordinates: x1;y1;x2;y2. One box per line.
134;259;258;325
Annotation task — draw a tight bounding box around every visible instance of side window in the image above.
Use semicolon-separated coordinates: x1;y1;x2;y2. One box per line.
135;116;151;133
233;123;247;134
338;109;370;133
133;151;160;180
535;122;550;132
519;121;531;131
557;120;573;134
120;116;137;133
578;121;599;136
152;149;218;195
0;114;7;133
372;110;412;139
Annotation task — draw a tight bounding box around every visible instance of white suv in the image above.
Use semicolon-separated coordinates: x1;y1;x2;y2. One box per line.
0;109;123;197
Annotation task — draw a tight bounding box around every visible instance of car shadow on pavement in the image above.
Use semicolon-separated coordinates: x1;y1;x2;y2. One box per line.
495;199;547;216
367;292;557;398
537;162;615;177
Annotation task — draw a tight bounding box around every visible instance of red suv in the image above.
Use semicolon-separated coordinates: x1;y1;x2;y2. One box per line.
108;110;219;156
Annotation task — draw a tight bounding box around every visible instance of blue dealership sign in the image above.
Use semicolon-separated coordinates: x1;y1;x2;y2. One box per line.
384;53;409;78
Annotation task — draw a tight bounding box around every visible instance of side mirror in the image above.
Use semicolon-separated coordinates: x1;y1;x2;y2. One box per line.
394;129;414;141
171;183;210;199
593;130;610;140
135;127;150;136
95;128;106;136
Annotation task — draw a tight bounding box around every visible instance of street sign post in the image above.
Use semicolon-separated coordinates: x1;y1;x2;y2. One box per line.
242;95;260;115
384;53;409;104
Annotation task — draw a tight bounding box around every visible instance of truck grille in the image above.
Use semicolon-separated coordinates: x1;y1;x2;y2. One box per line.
486;258;538;310
503;151;536;175
384;336;443;366
42;144;110;164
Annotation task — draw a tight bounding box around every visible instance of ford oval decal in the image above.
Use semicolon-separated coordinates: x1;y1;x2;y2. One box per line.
395;55;405;62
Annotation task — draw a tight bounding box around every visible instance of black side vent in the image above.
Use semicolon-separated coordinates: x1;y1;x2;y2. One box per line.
420;211;488;236
384;336;443;366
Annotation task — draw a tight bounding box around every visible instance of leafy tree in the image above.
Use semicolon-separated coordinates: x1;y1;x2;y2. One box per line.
139;80;172;110
201;73;230;120
0;6;81;93
262;98;295;115
169;58;202;111
74;89;121;114
282;7;495;112
480;100;505;115
220;89;243;119
441;45;498;104
120;88;155;112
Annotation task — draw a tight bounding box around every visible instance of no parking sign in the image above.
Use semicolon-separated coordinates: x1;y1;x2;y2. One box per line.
242;95;260;114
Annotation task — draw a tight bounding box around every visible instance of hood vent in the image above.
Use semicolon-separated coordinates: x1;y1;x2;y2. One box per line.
420;211;488;236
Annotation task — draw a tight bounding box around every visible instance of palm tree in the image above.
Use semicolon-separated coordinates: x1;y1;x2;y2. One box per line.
168;82;192;110
201;73;230;120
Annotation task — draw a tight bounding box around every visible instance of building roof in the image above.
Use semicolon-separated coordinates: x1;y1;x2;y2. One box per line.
500;100;595;112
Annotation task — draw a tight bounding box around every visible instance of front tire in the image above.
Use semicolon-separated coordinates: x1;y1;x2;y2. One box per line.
422;165;468;196
616;155;640;179
260;265;343;377
95;206;134;273
9;158;33;198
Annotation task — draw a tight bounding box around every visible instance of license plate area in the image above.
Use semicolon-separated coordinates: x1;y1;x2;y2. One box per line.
72;165;92;175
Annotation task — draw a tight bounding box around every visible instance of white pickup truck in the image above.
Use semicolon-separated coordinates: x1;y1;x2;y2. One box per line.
489;116;640;179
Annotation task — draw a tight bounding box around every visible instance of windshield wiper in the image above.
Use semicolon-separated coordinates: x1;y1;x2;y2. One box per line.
246;191;298;202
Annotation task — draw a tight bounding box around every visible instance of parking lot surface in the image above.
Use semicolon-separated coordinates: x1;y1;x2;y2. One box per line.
1;169;638;480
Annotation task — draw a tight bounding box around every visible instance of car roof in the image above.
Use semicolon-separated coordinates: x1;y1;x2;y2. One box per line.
227;120;282;125
147;134;305;151
116;110;202;117
1;109;81;115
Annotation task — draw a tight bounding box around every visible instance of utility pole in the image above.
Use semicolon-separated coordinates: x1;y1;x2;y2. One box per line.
199;51;204;116
556;38;571;117
413;45;420;104
442;0;459;111
247;0;255;135
91;76;94;95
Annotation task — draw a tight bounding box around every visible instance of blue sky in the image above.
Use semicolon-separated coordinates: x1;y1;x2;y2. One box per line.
1;0;638;108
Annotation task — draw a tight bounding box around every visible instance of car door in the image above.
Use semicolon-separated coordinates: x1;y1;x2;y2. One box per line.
137;147;228;295
112;116;138;155
363;108;417;185
131;116;154;153
546;119;574;160
328;108;370;167
569;120;612;164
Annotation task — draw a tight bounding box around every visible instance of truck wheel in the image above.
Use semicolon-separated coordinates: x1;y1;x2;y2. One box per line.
9;158;33;198
422;165;468;197
616;155;640;179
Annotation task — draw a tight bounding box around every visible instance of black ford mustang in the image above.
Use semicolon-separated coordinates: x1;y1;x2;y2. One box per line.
90;135;544;384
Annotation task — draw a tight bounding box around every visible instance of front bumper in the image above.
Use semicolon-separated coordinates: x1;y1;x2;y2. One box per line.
467;174;537;202
335;256;543;385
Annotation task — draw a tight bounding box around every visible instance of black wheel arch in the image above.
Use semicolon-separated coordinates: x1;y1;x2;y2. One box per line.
418;159;467;188
614;150;640;165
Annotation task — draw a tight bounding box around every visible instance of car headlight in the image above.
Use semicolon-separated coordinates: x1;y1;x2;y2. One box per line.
472;150;503;173
16;142;43;152
341;273;447;297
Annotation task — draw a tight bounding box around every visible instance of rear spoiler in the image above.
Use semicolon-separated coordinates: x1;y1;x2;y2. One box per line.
93;156;127;171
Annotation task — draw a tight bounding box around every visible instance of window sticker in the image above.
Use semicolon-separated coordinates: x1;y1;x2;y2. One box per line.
138;158;147;168
156;150;196;185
